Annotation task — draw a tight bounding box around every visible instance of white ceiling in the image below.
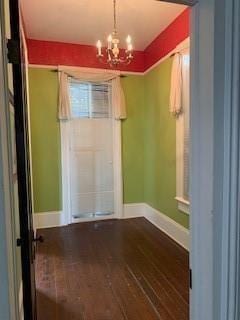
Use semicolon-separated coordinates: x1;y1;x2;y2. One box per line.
20;0;186;51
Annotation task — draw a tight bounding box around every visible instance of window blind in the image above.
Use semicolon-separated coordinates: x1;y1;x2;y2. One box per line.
69;80;111;118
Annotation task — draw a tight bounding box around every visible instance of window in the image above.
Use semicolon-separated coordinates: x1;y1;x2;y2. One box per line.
175;48;190;214
69;79;112;118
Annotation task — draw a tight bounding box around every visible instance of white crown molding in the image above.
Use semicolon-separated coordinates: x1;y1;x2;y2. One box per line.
143;37;190;75
28;64;144;76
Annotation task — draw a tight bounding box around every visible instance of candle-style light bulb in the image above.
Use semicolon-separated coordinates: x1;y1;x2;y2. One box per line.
107;34;112;49
97;40;102;55
127;43;133;52
126;35;132;44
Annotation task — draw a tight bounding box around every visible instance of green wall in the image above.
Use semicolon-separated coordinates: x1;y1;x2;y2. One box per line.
144;59;189;228
121;76;145;203
28;69;62;212
28;65;189;228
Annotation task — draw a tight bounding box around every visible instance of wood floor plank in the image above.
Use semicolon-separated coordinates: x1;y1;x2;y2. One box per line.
35;231;58;320
133;218;188;261
123;220;189;302
89;228;162;320
96;220;188;319
36;218;189;320
97;219;189;303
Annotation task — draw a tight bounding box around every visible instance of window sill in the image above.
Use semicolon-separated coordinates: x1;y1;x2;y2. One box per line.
175;197;190;215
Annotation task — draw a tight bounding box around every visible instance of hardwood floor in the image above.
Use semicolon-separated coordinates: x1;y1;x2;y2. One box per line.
36;217;189;320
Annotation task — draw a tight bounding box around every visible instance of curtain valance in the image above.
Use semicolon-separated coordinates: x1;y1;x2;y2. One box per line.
58;68;127;120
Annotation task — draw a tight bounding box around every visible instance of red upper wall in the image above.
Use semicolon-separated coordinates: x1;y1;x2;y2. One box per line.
27;8;190;73
27;39;146;73
145;8;190;70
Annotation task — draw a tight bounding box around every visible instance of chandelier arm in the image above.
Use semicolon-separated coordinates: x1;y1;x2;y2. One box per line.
97;55;111;65
118;57;134;65
97;51;118;66
118;54;134;61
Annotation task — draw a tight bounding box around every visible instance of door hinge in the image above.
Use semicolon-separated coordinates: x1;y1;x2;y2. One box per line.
16;238;23;247
7;39;20;64
189;268;192;289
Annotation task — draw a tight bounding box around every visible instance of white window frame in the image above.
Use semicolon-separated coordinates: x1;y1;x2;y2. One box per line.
61;72;123;224
69;79;111;119
174;39;190;214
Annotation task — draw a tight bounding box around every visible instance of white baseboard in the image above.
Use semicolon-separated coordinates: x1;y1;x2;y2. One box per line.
123;203;146;218
34;205;189;250
34;211;64;229
123;203;189;250
143;204;189;250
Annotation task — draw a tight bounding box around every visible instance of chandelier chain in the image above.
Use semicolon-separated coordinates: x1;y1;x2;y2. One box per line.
113;0;117;34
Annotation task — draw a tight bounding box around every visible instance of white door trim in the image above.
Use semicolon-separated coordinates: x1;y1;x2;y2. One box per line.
190;1;214;320
60;118;123;224
60;121;71;225
215;1;240;319
190;0;240;319
0;1;21;318
112;119;124;219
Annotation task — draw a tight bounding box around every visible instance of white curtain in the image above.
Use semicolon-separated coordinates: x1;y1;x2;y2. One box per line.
58;68;127;120
112;77;127;120
58;72;71;120
169;53;183;117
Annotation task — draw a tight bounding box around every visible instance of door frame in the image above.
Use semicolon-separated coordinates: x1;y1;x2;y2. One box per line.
7;0;36;319
61;98;123;225
163;0;240;319
212;1;240;319
0;1;21;318
190;0;240;319
190;2;214;319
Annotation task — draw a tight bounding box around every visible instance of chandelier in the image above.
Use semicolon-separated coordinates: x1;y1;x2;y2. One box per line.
96;0;134;67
